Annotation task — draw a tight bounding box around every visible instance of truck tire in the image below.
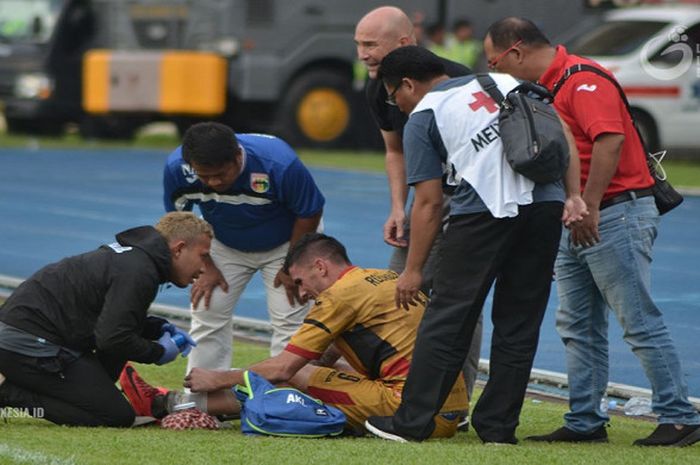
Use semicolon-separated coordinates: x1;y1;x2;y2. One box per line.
631;109;659;153
6;117;63;136
79;116;136;140
276;69;354;148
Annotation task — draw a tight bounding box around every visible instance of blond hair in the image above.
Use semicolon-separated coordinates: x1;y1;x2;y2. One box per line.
155;212;213;243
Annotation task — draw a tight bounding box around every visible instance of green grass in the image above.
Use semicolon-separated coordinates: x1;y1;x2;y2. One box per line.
660;160;700;189
1;340;698;465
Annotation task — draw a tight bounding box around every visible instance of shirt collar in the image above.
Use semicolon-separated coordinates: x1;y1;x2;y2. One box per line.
538;45;569;91
238;143;247;172
338;265;357;280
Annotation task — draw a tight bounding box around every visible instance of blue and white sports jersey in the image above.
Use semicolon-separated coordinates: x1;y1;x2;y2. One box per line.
163;133;325;252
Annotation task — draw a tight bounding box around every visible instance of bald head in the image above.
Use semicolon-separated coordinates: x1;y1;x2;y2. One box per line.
355;6;417;79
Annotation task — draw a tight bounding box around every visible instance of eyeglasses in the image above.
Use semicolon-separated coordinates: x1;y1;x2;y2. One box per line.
487;39;523;70
385;82;403;106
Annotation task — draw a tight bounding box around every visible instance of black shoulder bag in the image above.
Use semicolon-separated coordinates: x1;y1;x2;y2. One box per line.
476;73;569;184
552;64;683;215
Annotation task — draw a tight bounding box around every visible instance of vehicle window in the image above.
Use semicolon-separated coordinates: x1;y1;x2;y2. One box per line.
650;23;700;65
568;20;668;56
0;0;62;44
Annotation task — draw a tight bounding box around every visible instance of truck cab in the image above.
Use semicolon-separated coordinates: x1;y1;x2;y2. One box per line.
0;0;93;134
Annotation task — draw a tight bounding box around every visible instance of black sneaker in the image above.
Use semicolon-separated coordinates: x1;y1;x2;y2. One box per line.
457;415;470;432
633;424;700;447
365;416;415;443
526;425;608;443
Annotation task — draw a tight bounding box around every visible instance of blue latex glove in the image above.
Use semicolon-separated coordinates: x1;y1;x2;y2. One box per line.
160;322;178;337
174;329;197;357
160;322;197;357
156;332;179;365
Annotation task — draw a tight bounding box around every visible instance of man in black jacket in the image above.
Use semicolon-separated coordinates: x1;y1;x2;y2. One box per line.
0;212;212;427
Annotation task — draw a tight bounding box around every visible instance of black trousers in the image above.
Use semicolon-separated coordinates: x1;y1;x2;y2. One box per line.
0;348;134;427
394;202;563;442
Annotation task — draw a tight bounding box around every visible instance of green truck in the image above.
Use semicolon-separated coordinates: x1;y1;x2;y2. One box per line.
0;0;597;147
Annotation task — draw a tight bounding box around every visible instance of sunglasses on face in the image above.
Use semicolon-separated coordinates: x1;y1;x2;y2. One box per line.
488;39;523;70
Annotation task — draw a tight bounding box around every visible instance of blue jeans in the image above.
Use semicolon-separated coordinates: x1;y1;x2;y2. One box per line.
555;196;700;433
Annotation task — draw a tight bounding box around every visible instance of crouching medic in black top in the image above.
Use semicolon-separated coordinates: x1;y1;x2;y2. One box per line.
0;212;212;427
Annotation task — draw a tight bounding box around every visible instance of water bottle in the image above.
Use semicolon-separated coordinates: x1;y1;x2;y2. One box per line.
623;396;653;416
599;396;617;413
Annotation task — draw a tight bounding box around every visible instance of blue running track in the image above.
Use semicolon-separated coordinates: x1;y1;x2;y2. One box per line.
1;147;698;396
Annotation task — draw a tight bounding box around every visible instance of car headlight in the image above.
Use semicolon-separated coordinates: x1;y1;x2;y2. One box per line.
14;73;53;99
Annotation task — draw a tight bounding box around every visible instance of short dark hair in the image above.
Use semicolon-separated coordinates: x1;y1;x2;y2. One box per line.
181;122;240;167
486;17;551;50
426;22;445;38
378;45;446;89
284;233;351;272
452;19;472;31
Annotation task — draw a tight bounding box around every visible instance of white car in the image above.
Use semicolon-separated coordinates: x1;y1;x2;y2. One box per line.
566;6;700;151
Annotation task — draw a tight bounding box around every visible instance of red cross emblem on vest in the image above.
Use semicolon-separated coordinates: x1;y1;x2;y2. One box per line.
469;91;499;113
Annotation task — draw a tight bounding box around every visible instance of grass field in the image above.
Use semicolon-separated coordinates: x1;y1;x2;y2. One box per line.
1;340;699;465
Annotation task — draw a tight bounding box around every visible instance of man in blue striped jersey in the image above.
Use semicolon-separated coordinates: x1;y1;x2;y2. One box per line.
163;122;325;372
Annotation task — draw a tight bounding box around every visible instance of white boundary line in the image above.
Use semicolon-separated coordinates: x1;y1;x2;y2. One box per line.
0;444;76;465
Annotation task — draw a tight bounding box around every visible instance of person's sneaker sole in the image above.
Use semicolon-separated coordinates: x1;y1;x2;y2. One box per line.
457;417;470;432
364;420;409;443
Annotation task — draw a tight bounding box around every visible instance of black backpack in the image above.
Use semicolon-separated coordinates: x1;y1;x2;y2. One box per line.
476;73;569;184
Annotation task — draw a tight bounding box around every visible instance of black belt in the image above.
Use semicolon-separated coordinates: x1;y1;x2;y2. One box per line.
600;188;654;210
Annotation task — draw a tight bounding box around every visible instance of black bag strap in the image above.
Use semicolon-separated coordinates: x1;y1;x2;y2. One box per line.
551;63;648;151
478;73;553;106
476;73;506;108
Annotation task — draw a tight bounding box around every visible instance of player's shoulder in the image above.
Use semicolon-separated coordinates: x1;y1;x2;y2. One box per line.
239;133;299;166
166;145;184;164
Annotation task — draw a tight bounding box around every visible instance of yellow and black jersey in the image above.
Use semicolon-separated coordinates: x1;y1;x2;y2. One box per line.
286;266;428;382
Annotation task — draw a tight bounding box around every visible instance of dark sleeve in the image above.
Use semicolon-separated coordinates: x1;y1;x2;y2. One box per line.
366;78;392;131
93;257;165;364
441;57;471;77
142;316;168;340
